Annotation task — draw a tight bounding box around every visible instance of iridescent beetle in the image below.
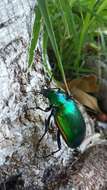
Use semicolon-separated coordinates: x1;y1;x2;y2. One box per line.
36;88;86;156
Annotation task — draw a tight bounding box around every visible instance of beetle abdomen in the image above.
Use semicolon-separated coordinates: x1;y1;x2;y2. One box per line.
55;100;86;148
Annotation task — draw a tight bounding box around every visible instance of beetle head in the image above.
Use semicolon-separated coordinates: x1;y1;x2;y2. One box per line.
40;88;51;98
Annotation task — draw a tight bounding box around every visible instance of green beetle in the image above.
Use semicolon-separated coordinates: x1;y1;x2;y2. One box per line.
36;88;86;155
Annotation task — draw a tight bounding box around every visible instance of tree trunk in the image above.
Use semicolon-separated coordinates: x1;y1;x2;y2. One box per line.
0;1;107;190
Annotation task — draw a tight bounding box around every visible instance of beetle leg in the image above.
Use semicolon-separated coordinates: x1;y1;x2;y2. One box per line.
36;109;54;153
23;105;52;112
36;118;50;148
43;129;61;158
56;129;61;150
36;105;52;112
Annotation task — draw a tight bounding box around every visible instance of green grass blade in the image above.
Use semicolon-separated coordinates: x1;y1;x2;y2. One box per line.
42;30;52;76
74;14;91;70
100;30;107;58
37;0;70;93
74;0;97;71
28;6;41;66
37;0;57;55
58;0;77;40
97;0;107;14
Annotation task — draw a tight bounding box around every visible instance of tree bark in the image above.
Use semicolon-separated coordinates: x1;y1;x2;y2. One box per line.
0;1;107;190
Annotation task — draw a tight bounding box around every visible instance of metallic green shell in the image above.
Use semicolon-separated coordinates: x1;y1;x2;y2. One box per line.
45;89;86;148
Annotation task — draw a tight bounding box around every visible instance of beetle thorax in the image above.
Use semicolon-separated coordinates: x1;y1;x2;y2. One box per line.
47;90;66;106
